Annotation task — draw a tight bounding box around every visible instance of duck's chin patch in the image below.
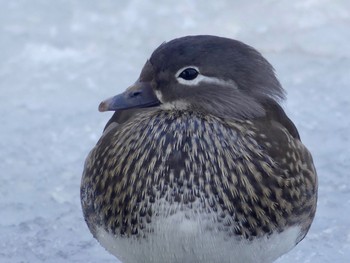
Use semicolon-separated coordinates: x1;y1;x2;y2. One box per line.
160;100;189;110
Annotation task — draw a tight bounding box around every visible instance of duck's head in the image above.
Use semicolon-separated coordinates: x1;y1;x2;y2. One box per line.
99;35;285;119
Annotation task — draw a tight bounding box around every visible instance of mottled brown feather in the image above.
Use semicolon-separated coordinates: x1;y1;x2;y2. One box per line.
81;107;317;242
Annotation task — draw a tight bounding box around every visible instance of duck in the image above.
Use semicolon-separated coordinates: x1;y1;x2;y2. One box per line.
81;35;318;263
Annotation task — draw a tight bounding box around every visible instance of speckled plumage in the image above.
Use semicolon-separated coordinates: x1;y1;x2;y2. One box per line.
81;35;317;263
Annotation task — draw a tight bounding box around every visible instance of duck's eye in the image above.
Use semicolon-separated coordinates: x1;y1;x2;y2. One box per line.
178;68;199;80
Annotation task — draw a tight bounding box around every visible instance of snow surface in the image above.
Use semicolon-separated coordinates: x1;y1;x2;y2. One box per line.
1;0;349;262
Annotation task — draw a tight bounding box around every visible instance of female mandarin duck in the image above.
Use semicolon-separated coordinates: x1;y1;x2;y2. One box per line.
81;35;317;263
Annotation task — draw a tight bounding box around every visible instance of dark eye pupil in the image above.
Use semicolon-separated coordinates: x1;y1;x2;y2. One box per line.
179;68;198;80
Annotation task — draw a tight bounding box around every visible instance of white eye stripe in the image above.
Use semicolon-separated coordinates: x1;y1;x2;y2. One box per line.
175;66;237;88
177;74;211;85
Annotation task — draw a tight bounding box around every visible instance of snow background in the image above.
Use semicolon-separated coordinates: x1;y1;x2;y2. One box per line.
1;0;349;262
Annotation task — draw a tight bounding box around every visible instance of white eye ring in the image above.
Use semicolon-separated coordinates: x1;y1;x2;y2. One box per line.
177;67;199;80
175;66;203;85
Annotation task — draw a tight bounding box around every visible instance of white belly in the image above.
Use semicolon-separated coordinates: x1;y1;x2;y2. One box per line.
95;211;300;263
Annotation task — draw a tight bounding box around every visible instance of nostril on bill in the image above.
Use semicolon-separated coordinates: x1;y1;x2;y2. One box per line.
130;91;142;97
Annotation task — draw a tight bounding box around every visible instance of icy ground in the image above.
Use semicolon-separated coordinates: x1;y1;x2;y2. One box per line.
1;0;349;262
